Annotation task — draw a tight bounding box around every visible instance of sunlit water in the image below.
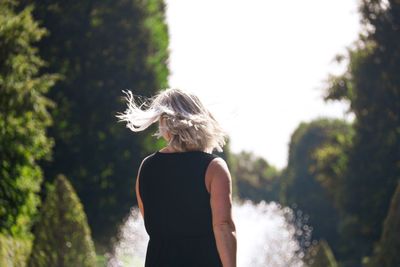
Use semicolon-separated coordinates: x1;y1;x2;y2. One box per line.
107;201;311;267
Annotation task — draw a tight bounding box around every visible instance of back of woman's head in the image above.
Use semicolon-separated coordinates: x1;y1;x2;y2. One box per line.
116;88;227;152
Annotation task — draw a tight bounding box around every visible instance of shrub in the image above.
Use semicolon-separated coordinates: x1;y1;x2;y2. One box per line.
305;239;338;267
0;0;58;238
28;175;96;267
367;182;400;267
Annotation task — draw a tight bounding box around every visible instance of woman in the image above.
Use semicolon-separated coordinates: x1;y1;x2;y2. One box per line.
116;88;237;267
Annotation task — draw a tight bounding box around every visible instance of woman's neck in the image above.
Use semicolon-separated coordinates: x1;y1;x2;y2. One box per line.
160;145;208;153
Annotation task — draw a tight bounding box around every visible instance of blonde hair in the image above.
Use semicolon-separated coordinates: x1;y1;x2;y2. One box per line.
116;88;227;153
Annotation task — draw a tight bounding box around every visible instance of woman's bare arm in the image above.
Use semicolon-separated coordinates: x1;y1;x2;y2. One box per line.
207;158;237;267
136;159;146;217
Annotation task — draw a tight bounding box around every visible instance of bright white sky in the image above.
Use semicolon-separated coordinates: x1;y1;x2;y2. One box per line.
165;0;361;169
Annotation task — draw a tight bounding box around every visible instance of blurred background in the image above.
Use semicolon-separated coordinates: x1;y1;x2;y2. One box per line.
0;0;399;267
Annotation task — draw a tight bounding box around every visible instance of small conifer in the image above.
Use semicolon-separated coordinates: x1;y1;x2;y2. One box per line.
367;182;400;267
28;175;96;267
305;239;338;267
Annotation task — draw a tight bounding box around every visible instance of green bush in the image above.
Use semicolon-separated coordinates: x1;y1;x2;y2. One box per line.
367;182;400;267
0;0;58;238
305;239;338;267
28;175;96;267
0;234;32;267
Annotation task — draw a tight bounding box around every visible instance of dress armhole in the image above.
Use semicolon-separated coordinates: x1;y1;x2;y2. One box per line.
136;153;156;215
137;153;156;188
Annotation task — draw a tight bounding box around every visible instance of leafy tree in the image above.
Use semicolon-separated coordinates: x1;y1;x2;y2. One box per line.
0;0;58;238
19;0;170;249
28;175;96;267
367;182;400;267
324;1;400;264
311;129;353;211
310;122;357;264
281;118;353;254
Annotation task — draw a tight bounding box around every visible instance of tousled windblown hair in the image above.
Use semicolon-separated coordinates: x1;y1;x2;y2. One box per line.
116;88;227;153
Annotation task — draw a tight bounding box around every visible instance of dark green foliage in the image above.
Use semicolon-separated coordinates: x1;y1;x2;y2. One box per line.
0;0;58;238
324;1;400;264
28;175;96;267
19;0;170;249
281;118;353;253
305;240;338;267
0;233;32;267
231;151;281;203
311;128;353;211
367;182;400;267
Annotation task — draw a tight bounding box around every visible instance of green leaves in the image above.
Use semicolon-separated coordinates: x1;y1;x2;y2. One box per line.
0;1;58;238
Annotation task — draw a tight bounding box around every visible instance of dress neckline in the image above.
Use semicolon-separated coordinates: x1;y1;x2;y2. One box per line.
156;150;213;156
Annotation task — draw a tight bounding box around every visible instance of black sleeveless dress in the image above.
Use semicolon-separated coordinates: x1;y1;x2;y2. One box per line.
138;150;223;267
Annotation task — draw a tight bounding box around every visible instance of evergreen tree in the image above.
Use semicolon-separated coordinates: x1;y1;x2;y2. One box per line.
19;0;170;249
367;182;400;267
28;175;96;267
0;0;58;238
324;1;400;264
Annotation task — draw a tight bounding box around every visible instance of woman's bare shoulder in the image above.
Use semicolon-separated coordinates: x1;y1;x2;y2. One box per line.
207;157;231;178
